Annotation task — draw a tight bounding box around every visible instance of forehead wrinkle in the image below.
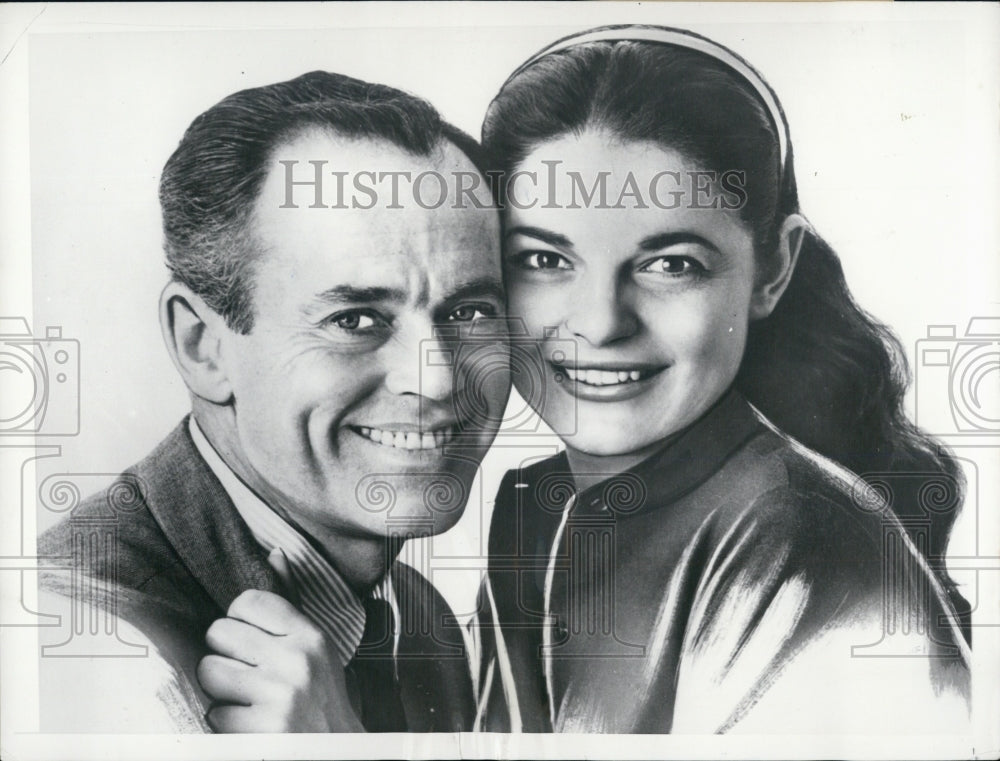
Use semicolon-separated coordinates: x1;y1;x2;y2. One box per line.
406;263;431;310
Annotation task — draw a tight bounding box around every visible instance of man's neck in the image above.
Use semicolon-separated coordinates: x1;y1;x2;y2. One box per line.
190;402;398;597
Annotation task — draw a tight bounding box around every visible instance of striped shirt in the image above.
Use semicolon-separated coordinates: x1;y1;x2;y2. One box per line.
189;418;399;666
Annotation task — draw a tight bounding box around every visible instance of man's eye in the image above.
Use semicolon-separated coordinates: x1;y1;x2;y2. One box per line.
447;304;495;323
518;251;572;270
639;256;705;276
328;310;380;330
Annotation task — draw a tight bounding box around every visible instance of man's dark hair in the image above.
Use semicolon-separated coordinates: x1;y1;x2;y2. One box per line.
159;70;487;334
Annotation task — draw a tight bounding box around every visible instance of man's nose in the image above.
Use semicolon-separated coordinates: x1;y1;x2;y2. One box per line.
382;328;453;402
563;273;638;347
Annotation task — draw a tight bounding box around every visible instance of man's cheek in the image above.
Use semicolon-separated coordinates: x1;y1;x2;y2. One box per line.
457;344;510;423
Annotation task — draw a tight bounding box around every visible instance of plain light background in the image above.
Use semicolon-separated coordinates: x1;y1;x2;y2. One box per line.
2;3;999;757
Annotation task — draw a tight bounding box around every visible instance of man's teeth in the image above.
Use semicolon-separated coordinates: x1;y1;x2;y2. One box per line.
358;426;455;450
563;367;646;386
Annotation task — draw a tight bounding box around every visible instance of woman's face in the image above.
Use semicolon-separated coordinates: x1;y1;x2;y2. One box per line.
504;130;760;457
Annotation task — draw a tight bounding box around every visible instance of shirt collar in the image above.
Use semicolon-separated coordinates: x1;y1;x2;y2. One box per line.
188;417;398;666
526;389;763;517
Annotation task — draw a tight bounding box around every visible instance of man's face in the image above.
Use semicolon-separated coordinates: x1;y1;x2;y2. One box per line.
219;130;507;540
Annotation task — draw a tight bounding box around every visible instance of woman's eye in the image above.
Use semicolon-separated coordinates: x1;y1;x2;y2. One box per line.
639;256;705;276
447;304;496;323
518;251;572;270
328;310;380;331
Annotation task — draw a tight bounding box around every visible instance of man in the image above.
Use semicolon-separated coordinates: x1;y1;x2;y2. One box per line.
38;71;508;732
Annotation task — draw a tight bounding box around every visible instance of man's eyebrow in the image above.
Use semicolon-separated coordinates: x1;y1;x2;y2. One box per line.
444;277;506;304
312;285;409;304
638;232;721;253
309;279;504;312
505;225;572;249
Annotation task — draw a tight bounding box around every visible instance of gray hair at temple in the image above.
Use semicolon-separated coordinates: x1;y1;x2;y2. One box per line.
159;70;486;334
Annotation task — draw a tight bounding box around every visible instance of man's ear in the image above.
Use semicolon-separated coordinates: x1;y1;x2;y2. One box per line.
159;281;234;404
749;213;809;320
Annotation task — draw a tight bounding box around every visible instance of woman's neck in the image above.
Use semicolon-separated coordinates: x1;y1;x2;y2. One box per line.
564;436;675;493
563;388;738;493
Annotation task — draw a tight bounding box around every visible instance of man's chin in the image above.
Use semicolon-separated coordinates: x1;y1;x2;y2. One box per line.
349;474;470;533
380;506;465;539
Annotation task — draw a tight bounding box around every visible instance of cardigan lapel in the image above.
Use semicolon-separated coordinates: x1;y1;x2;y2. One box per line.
133;417;282;613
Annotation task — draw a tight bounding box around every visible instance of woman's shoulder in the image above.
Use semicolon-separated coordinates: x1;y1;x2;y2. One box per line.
681;430;970;686
722;420;890;550
689;423;940;630
704;423;967;642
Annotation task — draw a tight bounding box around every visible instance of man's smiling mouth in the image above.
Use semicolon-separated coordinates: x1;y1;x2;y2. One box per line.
352;425;457;450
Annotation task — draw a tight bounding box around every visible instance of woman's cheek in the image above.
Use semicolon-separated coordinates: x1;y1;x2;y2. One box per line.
668;296;744;372
508;282;564;336
701;314;749;385
648;295;709;350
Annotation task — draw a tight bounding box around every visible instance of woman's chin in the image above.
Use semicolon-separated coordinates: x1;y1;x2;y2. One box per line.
560;426;666;460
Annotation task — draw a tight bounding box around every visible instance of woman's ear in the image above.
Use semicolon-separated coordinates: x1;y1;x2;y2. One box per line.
159;281;234;404
749;213;809;320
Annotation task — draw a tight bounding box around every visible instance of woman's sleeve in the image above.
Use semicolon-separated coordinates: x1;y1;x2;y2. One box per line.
668;490;970;734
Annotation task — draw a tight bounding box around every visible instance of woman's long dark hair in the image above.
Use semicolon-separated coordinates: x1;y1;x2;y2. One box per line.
482;32;970;631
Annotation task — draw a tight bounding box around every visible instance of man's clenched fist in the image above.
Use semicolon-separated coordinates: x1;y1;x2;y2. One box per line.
198;588;364;733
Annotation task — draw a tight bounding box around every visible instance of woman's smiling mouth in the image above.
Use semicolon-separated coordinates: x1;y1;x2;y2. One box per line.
552;362;667;401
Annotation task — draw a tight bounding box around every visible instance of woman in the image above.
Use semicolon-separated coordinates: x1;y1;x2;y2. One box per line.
475;26;971;734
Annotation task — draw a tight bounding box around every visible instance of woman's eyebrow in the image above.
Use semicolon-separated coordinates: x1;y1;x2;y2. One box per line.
505;225;572;249
638;232;721;253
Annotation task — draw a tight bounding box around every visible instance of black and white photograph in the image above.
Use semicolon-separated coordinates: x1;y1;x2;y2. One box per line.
0;2;997;759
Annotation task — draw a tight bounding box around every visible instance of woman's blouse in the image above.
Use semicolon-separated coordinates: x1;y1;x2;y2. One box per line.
476;390;970;733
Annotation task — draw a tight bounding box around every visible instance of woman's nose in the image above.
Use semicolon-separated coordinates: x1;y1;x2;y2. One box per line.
563;275;638;347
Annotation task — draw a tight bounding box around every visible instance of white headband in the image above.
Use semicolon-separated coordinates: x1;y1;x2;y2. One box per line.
506;25;789;177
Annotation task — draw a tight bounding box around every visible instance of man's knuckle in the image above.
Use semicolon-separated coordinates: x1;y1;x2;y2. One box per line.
196;657;218;688
229;589;262;617
205;619;227;648
213;707;246;734
204;706;221;731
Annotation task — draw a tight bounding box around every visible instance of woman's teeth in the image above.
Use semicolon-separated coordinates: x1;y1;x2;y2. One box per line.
357;426;455;450
563;367;647;386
